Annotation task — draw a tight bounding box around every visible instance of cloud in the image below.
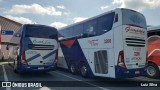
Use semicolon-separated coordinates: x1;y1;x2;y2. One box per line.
50;22;67;29
5;15;33;24
112;0;160;11
57;6;65;9
63;12;70;15
73;17;87;23
6;3;62;16
101;5;109;10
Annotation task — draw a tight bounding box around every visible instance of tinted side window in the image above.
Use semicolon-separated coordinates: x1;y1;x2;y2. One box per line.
114;14;118;23
59;30;64;37
74;24;83;37
64;29;69;38
64;28;71;38
84;20;97;37
68;27;74;37
62;29;67;37
97;12;115;35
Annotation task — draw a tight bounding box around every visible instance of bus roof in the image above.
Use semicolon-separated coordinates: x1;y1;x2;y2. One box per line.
23;24;57;30
58;9;115;30
58;8;144;31
147;26;160;32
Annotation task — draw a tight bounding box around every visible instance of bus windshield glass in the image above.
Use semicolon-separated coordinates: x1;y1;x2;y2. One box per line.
122;9;146;28
25;25;57;39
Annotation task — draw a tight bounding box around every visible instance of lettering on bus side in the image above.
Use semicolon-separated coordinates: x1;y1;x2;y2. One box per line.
133;47;141;56
125;26;145;35
32;40;51;45
133;47;141;51
104;39;111;44
131;57;142;61
134;52;140;56
88;40;98;46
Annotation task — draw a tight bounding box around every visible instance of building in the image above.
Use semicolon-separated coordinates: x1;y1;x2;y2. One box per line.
0;16;22;59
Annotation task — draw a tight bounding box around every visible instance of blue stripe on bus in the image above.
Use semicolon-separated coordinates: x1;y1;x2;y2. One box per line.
60;40;94;77
42;50;57;60
115;66;146;78
27;54;41;62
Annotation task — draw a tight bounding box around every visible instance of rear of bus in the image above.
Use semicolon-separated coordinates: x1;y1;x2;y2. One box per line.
18;24;58;72
115;9;147;78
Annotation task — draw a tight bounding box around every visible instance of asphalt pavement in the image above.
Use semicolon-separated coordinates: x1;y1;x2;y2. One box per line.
0;62;160;90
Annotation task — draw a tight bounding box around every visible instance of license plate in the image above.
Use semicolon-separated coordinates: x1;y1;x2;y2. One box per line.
38;67;44;70
135;71;140;74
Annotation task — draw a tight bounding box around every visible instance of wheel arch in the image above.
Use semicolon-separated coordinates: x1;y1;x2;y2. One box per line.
147;61;158;67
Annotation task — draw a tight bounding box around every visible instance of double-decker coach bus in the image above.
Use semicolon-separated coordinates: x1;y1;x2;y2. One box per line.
147;26;160;78
57;8;147;78
7;24;58;73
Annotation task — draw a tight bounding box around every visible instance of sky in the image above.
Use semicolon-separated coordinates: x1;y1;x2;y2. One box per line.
0;0;160;29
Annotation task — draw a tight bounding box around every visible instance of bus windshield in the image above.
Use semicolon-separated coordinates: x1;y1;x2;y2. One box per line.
25;25;58;39
122;9;146;28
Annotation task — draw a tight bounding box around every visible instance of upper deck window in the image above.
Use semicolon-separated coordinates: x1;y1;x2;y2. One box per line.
84;19;97;37
97;12;115;35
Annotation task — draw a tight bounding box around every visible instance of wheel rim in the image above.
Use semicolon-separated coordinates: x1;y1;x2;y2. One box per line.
81;66;87;76
147;66;156;76
70;64;75;73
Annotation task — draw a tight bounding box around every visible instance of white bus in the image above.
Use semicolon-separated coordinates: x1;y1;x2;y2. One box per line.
7;24;58;73
57;8;147;78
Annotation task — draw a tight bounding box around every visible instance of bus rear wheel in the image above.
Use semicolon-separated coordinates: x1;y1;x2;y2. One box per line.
69;63;77;74
146;63;160;78
80;63;88;77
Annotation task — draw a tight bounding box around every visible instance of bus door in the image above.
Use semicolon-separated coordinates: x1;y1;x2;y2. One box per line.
89;49;114;77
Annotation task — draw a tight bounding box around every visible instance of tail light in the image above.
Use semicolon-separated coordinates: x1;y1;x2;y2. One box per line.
145;51;148;67
53;51;58;64
118;51;126;68
21;51;27;65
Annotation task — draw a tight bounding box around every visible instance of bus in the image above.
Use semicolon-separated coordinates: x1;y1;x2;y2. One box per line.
7;24;58;73
147;26;160;78
57;8;147;78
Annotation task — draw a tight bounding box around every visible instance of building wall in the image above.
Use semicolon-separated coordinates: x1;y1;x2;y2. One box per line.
0;16;22;59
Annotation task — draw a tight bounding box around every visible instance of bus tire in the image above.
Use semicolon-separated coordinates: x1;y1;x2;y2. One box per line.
14;69;18;73
80;63;88;77
13;60;18;73
69;63;77;74
146;63;160;78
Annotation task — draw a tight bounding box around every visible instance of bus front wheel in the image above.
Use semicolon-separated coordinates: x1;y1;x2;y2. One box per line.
146;63;160;78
